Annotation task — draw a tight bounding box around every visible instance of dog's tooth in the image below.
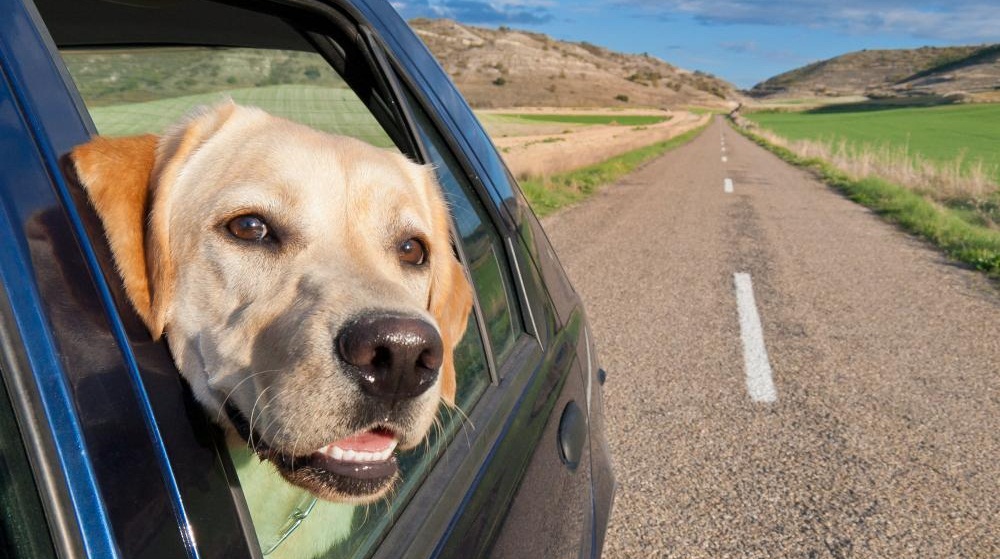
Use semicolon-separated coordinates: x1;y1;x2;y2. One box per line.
322;437;398;463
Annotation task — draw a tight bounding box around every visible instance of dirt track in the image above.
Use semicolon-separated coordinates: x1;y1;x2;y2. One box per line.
543;117;1000;558
481;109;709;178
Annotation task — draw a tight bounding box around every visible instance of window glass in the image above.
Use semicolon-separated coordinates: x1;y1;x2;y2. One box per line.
61;47;394;148
55;33;489;559
414;116;524;364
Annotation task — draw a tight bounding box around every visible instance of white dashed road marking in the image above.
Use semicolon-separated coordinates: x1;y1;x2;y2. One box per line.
724;178;734;193
734;273;777;403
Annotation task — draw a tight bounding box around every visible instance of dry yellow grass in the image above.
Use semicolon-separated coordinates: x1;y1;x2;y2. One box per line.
489;109;709;179
750;126;999;212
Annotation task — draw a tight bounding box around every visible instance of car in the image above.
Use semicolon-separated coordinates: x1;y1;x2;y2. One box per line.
0;0;615;557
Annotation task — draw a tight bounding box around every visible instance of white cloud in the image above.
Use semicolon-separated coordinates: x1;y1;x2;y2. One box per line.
399;0;555;24
617;0;1000;42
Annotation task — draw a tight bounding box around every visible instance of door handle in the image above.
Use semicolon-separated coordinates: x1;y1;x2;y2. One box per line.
558;400;587;471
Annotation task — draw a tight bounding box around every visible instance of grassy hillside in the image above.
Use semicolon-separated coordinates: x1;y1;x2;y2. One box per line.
85;84;394;147
409;18;736;108
746;104;1000;182
749;45;999;100
62;47;345;106
61;48;393;145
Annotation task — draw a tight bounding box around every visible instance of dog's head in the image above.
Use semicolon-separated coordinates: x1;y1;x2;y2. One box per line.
71;102;473;503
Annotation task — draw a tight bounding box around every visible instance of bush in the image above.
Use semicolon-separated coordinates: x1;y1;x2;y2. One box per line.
615;94;629;102
493;77;507;86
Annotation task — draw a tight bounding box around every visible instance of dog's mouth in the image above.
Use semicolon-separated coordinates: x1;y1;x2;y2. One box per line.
224;401;402;500
266;426;402;500
303;427;400;480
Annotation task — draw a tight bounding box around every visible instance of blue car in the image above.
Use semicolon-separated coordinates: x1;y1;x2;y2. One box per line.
0;0;614;557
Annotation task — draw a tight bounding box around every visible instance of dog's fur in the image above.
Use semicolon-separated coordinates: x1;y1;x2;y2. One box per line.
71;102;472;504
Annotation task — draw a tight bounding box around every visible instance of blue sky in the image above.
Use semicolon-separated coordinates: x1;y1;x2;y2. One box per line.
391;0;1000;89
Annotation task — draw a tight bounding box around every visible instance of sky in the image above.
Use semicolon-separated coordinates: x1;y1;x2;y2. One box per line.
390;0;1000;89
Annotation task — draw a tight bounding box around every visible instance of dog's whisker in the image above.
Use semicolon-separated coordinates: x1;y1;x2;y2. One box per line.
453;402;477;448
359;501;373;528
433;415;445;443
213;368;282;424
247;385;286;455
450;400;475;429
437;399;475;448
247;386;272;446
250;399;281;456
379;485;399;523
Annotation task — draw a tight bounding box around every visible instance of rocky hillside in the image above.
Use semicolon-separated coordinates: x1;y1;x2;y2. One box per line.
749;45;1000;101
410;18;736;109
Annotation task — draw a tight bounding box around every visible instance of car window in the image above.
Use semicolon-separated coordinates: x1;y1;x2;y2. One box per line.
47;7;493;558
0;370;57;559
410;108;525;365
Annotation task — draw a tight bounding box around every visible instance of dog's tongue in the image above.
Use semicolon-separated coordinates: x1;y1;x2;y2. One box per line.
331;429;397;452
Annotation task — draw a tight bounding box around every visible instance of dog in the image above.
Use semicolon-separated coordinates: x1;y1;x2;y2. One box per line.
71;101;473;506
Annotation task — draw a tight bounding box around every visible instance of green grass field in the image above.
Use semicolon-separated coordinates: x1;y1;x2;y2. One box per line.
734;123;1000;277
746;103;1000;182
88;84;394;148
496;113;670;126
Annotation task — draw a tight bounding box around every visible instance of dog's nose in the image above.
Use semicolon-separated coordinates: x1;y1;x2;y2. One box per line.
337;315;444;401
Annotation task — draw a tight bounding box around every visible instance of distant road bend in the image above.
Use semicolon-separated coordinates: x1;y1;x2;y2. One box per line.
544;117;999;558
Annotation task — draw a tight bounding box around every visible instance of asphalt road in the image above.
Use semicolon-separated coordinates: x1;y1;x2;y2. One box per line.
542;117;1000;558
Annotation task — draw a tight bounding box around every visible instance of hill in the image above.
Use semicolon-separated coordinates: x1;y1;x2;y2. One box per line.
409;18;737;109
749;45;1000;101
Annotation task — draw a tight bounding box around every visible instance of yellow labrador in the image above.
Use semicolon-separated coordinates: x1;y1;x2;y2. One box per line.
71;102;472;504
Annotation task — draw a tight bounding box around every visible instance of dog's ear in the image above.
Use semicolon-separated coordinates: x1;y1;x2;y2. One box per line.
72;102;239;338
425;173;474;405
72;134;161;333
430;251;473;405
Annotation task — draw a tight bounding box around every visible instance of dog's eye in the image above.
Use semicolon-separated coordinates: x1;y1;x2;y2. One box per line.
398;238;426;266
227;215;271;242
